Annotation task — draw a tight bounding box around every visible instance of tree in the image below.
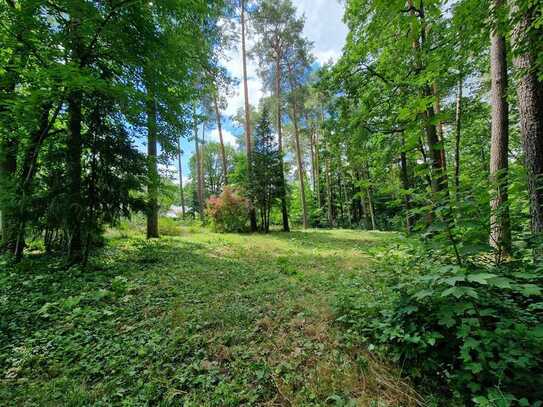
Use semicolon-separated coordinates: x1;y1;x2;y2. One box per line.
252;0;305;232
489;0;511;256
511;0;543;238
240;0;257;231
190;142;237;200
0;0;224;262
285;37;313;229
251;106;282;232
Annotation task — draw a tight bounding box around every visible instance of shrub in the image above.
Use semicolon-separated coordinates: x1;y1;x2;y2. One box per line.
335;244;543;405
206;187;250;233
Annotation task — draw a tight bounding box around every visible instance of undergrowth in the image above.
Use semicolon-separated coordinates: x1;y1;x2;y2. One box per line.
335;238;543;406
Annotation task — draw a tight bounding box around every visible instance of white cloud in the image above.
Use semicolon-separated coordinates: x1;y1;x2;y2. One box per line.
220;1;347;119
296;0;348;65
208;128;238;147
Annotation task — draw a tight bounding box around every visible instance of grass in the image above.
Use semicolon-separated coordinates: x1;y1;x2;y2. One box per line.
1;221;422;406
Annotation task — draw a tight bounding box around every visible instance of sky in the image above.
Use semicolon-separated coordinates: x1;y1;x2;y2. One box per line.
175;0;348;183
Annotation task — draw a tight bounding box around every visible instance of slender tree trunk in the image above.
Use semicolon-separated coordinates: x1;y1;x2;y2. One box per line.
274;58;290;232
177;138;185;218
511;2;543;236
198;124;206;220
13;104;57;261
325;152;334;226
489;0;511;256
241;0;257;231
433;82;448;174
289;77;309;229
193;108;204;220
0;1;28;251
357;171;369;229
408;0;448;197
400;134;413;233
146;95;159;238
342;174;352;228
0;138;17;251
454;77;463;197
309;126;317;194
364;166;377;230
314;126;322;209
213;92;228;185
367;187;376;231
337;173;344;224
66;90;84;260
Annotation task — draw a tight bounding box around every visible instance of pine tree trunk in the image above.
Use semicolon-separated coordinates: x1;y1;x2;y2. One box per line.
198;124;205;220
289;77;309;229
213;92;228;185
241;0;257;232
177;138;185;218
325;153;334;227
314;126;322;210
511;3;543;236
309;126;317;195
489;0;511;255
146;95;159;238
275;58;290;232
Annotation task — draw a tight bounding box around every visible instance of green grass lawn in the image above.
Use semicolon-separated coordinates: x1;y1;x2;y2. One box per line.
1;226;420;406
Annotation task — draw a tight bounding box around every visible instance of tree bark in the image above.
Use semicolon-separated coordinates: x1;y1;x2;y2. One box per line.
511;2;543;236
66;91;84;261
364;166;377;230
314;123;322;210
240;0;257;232
177;138;185;218
433;82;448;175
275;57;290;232
14;103;57;261
0;0;28;251
213;91;228;185
489;0;511;255
408;0;448;197
146;95;159;238
325;152;334;226
0;138;17;251
197;123;205;220
289;77;309;229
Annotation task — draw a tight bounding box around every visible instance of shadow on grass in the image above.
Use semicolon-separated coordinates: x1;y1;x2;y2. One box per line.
0;230;415;406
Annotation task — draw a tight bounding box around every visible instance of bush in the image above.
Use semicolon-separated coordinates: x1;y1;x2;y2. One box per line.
206;187;250;233
335;244;543;405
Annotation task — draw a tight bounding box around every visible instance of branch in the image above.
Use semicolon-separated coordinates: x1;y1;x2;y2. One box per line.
82;0;138;64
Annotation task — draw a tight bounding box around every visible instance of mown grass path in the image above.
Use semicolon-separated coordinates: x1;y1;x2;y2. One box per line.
1;228;418;406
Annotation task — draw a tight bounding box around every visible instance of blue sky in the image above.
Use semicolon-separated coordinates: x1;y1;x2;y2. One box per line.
173;0;348;183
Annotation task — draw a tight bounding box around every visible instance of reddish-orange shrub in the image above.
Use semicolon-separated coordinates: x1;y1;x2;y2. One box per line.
206;187;250;232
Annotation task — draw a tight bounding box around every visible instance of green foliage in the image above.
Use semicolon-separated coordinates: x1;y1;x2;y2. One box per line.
206;186;250;233
1;227;416;405
250;106;283;232
336;240;543;405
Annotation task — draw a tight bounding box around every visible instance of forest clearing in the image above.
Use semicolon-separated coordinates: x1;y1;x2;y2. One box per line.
1;224;422;406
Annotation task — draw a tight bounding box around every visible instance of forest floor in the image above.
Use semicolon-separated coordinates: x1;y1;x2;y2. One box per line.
1;223;422;406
